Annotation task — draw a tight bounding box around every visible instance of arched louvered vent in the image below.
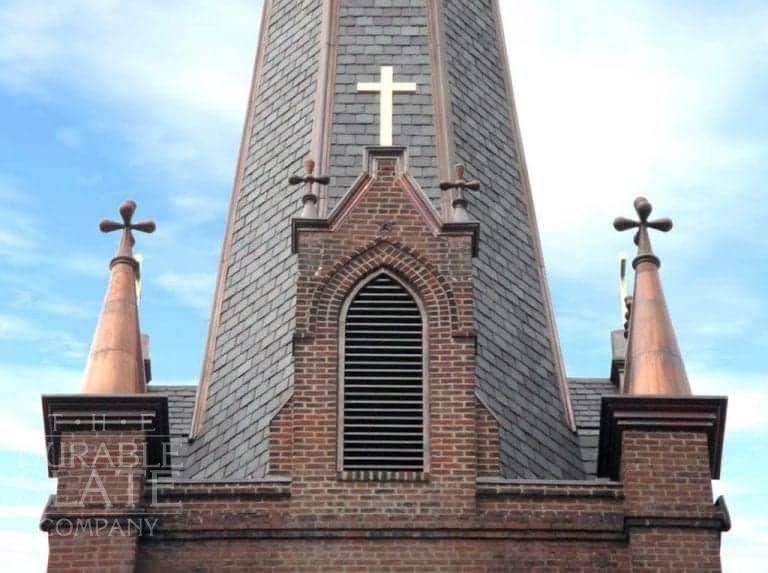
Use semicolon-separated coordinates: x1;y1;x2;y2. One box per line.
342;273;425;472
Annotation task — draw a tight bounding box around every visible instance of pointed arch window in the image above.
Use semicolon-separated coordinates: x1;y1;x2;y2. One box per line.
339;272;427;475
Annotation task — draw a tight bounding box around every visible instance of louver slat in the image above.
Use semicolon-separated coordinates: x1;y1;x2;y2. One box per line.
343;274;424;472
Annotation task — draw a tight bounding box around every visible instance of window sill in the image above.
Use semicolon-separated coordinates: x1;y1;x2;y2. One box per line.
338;470;429;482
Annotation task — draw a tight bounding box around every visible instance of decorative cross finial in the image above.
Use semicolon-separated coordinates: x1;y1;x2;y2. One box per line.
289;158;330;219
613;197;673;268
99;200;156;263
357;66;417;147
439;164;480;223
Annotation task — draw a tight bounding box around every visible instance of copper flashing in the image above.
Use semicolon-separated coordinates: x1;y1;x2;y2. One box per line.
491;0;576;431
191;0;273;438
426;0;457;218
614;197;691;396
82;200;154;395
311;0;341;217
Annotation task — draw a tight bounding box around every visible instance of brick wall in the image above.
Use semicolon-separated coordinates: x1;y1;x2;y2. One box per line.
476;399;500;477
46;431;147;573
54;432;145;508
137;538;628;572
283;154;482;516
42;160;726;572
622;431;716;517
630;529;721;573
125;158;724;572
622;430;723;571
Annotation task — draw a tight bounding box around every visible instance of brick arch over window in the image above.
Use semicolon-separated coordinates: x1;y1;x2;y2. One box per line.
302;239;464;338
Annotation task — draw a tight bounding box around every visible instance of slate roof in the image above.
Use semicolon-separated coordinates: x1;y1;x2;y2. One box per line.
181;0;322;479
184;0;586;480
568;378;618;476
441;0;583;478
148;385;196;475
158;378;618;479
149;385;196;435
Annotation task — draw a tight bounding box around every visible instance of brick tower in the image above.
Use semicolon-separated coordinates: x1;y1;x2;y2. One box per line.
41;1;730;571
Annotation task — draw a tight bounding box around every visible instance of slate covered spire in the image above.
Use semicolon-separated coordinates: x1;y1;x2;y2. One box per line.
82;200;155;395
187;0;584;480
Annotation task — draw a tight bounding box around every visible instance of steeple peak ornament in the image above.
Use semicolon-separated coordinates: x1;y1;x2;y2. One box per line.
289;158;330;218
440;164;480;223
83;199;154;395
357;66;417;147
613;197;673;269
614;197;690;397
99;200;156;265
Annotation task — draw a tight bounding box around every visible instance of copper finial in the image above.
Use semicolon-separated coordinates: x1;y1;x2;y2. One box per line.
614;197;690;397
99;200;156;263
289;158;330;219
440;163;480;223
613;197;673;268
82;200;154;395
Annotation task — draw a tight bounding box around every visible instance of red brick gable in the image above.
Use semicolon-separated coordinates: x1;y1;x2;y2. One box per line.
274;148;499;513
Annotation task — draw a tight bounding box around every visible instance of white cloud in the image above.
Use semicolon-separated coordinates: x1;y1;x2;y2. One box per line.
0;530;48;573
156;272;216;313
0;506;43;519
501;0;768;275
720;515;768;573
712;480;746;499
168;191;228;225
10;289;91;320
0;364;80;458
0;414;46;458
0;0;257;183
689;369;768;433
0;3;62;94
55;253;109;279
0;314;88;363
0;181;41;264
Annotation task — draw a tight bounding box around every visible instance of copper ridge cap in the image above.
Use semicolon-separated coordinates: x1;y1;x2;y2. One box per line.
613;197;691;397
82;200;155;395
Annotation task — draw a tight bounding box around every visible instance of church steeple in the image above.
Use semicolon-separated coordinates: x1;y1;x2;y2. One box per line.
187;0;583;480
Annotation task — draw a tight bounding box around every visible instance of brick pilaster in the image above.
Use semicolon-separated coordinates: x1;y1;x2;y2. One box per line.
597;396;728;572
45;432;145;573
41;396;169;573
622;430;722;571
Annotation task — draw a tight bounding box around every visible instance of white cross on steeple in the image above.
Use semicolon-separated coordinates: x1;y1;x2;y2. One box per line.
357;66;417;147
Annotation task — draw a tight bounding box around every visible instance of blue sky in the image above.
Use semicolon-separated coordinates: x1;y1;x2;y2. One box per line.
0;0;765;570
